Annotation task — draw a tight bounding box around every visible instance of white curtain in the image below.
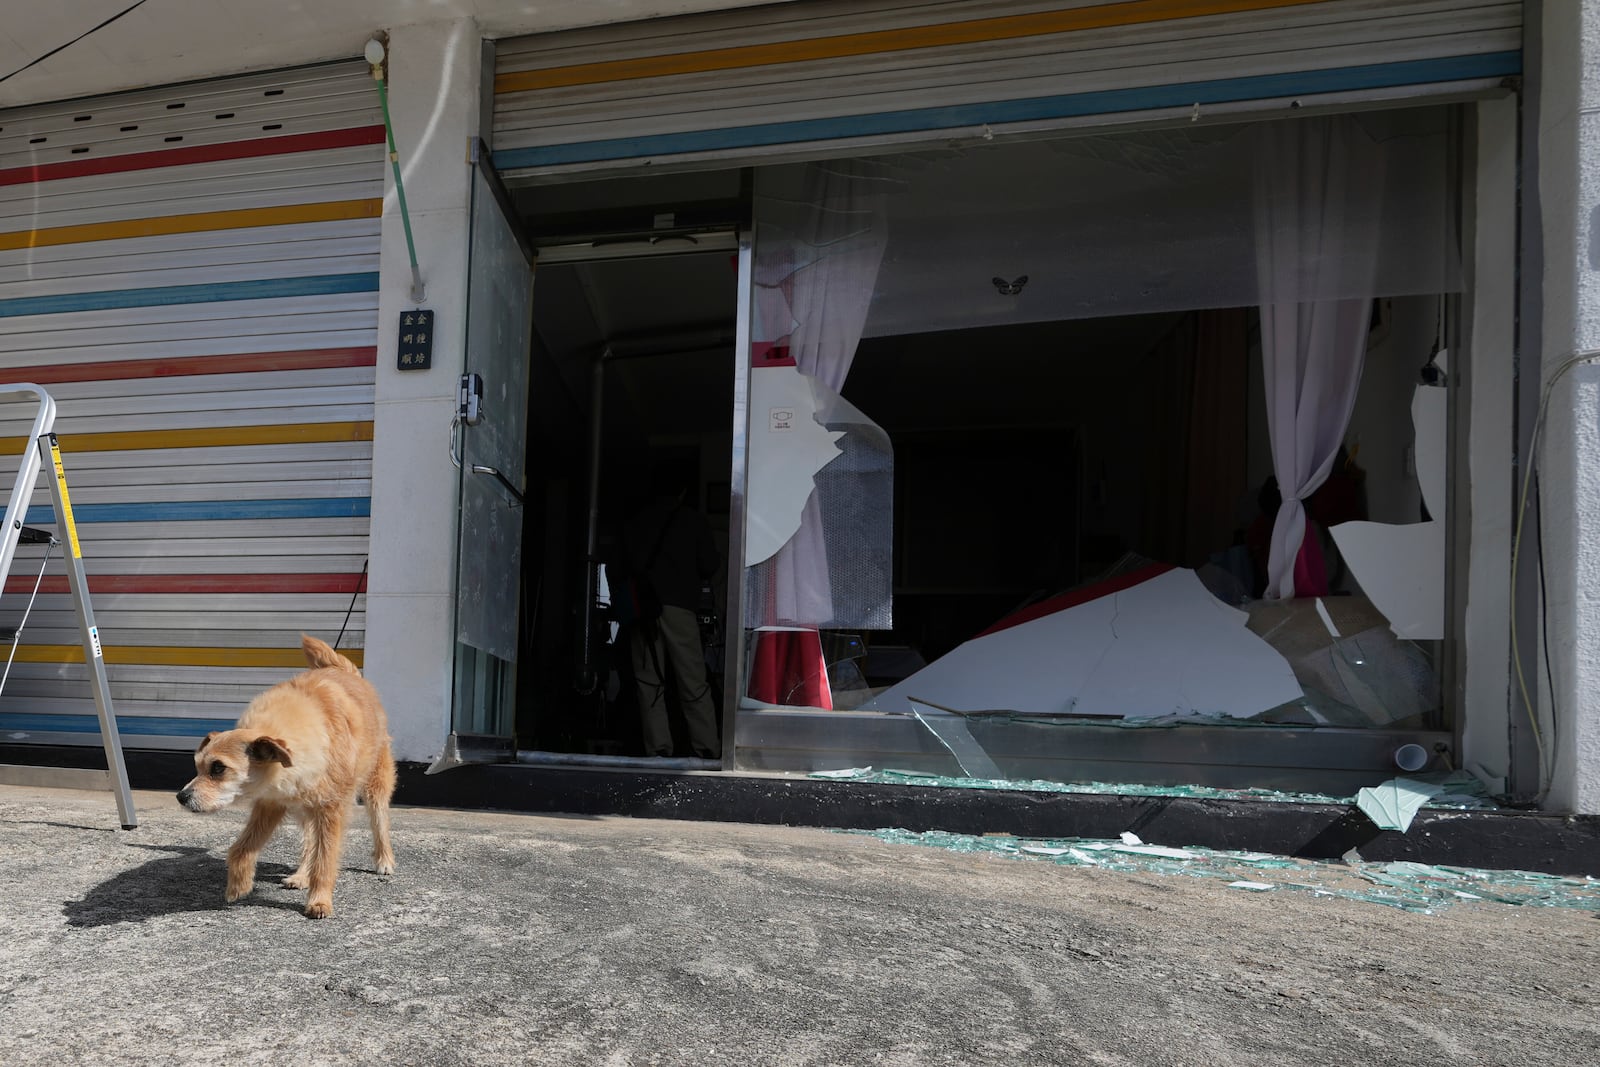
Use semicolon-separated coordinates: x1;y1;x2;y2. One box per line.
747;160;892;626
752;162;888;386
1254;117;1385;600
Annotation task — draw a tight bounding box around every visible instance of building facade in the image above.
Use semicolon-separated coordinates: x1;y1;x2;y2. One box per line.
0;0;1596;812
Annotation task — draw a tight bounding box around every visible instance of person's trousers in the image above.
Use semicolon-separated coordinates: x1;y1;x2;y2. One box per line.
631;604;720;758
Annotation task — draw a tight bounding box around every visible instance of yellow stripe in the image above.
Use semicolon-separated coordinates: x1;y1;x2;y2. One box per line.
47;438;82;559
13;645;365;668
495;0;1332;92
0;422;374;455
0;200;382;251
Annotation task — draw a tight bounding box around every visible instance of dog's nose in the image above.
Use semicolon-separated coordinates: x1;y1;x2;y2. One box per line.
176;788;191;806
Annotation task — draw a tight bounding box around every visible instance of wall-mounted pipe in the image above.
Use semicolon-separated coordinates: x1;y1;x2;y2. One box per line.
574;349;609;694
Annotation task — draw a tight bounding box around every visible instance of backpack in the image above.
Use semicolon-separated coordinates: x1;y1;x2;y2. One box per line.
614;569;662;627
612;506;677;627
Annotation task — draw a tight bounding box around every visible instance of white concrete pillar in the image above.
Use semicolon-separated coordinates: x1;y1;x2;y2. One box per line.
363;19;483;764
1536;0;1600;813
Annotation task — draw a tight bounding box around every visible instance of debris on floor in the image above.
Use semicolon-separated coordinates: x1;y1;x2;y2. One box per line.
857;565;1303;719
852;828;1600;915
810;766;1498;813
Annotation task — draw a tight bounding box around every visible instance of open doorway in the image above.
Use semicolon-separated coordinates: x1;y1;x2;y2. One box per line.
515;243;738;761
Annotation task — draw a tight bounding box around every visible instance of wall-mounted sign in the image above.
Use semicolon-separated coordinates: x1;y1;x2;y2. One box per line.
397;309;435;370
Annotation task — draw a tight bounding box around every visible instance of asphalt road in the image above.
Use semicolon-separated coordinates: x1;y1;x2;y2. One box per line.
1;783;1596;1066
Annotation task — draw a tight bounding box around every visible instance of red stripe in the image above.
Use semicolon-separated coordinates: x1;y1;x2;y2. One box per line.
4;573;367;595
0;126;386;188
0;347;376;385
975;563;1176;638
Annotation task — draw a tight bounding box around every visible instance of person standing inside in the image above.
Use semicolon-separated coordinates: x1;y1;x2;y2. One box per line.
623;464;721;759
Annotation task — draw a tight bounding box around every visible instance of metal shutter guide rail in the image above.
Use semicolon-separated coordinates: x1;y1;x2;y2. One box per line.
0;385;136;828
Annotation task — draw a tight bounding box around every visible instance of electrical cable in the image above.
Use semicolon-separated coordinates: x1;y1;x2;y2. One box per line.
1508;348;1600;799
1533;470;1559;777
0;541;56;698
0;1;152;85
335;559;369;652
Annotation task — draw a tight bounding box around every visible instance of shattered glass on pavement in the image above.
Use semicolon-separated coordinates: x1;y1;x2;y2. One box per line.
850;828;1600;915
810;767;1499;811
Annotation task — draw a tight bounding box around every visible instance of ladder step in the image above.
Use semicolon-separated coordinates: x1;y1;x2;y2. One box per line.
1;528;54;644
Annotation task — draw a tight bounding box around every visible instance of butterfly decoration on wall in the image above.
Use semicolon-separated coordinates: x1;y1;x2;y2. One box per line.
992;275;1028;296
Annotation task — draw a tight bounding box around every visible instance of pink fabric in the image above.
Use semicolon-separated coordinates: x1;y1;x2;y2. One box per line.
1291;527;1330;598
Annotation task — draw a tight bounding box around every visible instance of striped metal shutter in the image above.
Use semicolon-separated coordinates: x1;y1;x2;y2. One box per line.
492;0;1521;177
0;61;381;749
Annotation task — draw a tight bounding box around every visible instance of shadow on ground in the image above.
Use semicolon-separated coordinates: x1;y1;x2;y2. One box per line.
11;819;120;834
63;844;301;927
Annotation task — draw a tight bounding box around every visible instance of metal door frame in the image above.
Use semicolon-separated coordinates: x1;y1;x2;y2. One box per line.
448;138;536;745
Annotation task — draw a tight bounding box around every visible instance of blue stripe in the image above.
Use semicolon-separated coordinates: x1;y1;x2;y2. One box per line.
0;273;380;319
497;52;1523;169
24;497;371;524
0;713;234;737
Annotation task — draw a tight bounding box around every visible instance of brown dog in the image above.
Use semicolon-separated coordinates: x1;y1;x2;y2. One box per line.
177;634;396;918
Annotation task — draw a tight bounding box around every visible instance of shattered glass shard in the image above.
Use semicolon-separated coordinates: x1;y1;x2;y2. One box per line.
1355;777;1446;833
848;828;1600;914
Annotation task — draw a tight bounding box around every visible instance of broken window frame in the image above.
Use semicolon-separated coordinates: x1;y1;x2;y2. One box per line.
721;113;1473;791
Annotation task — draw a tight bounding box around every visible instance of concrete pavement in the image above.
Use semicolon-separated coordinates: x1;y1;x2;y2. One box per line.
1;783;1597;1066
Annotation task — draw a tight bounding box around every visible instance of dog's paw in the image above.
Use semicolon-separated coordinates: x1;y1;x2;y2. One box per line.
282;871;309;889
374;860;395;877
304;900;333;919
225;878;253;902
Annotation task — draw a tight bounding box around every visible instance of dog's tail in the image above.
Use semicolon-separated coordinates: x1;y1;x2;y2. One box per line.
302;633;361;674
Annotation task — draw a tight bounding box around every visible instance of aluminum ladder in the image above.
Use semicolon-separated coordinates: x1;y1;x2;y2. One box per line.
0;384;136;828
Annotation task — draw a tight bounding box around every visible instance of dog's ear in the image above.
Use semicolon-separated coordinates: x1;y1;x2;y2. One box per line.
197;731;220;753
246;736;293;767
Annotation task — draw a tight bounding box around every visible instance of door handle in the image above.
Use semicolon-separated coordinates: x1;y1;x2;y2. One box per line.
470;464;524;507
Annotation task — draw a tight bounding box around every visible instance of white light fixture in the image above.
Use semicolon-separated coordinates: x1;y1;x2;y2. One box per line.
364;37;386;67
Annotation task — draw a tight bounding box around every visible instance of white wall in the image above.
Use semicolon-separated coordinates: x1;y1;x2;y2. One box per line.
363;20;484;764
1536;0;1600;813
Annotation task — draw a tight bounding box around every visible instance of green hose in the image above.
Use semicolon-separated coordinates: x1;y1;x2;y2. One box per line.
375;74;424;302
